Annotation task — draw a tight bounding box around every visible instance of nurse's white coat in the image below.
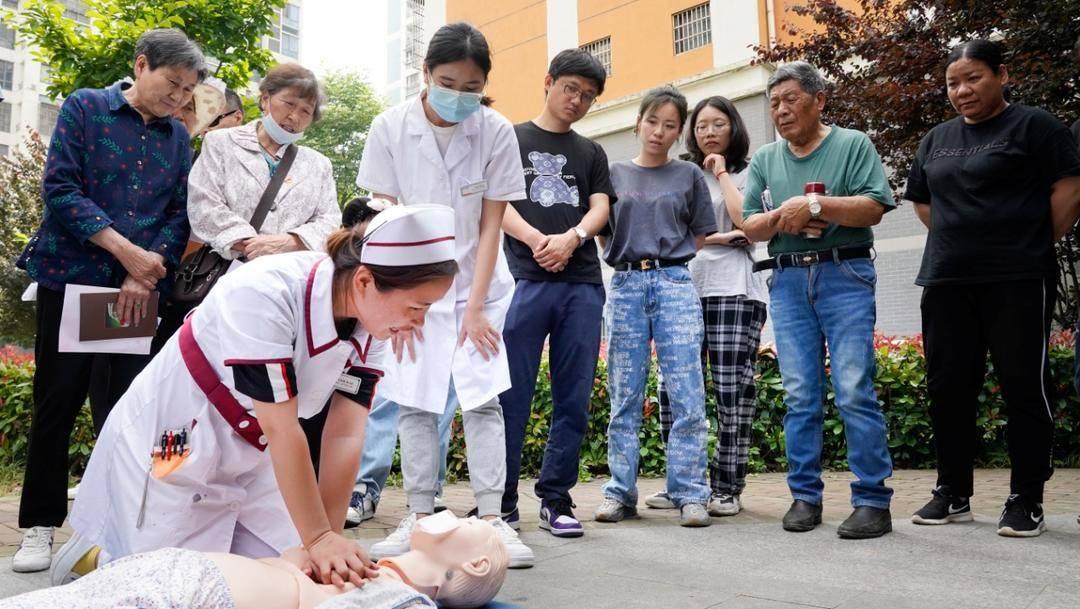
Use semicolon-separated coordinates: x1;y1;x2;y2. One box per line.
69;252;384;558
357;98;526;414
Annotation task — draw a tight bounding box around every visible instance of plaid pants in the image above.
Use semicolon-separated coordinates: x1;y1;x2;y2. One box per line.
659;295;767;496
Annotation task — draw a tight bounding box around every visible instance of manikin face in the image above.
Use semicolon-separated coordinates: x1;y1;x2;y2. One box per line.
350;271;452;341
636;101;683;157
408;511;498;563
131;55;200;119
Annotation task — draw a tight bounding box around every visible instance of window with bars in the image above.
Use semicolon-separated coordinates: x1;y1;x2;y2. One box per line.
1;0;18;9
579;37;612;76
0;23;14;49
0;60;12;91
0;102;10;132
39;102;59;136
673;3;711;55
280;3;299;58
0;144;8;158
63;0;89;24
405;0;425;71
405;72;421;98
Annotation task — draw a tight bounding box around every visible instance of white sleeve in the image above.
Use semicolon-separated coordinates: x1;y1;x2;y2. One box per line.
207;280;297;366
482;117;527;202
355;114;402;198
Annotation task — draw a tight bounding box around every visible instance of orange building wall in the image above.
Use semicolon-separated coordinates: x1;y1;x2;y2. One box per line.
578;0;714;102
447;1;550;123
771;0;863;45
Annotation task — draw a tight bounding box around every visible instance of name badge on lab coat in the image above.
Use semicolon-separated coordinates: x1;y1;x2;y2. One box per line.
334;373;361;394
460;180;487;197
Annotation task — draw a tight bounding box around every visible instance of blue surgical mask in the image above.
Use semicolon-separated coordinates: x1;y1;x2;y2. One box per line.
426;84;483;124
260;112;304;145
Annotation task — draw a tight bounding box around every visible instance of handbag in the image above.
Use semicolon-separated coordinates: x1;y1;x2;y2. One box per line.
171;144;298;304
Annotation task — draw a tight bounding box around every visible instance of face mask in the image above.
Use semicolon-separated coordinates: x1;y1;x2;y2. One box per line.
426;84;483;123
260;112;303;145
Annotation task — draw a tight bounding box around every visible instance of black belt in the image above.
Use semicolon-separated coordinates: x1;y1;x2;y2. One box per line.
614;258;690;272
753;246;872;272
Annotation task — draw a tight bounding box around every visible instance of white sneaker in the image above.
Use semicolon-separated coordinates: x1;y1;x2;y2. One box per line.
644;491;676;510
369;514;417;560
345;485;376;528
49;531;98;586
12;526;53;573
67;484;79;501
707;493;742;517
491;517;534;569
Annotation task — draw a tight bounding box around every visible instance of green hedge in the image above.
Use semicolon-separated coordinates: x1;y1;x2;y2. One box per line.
1;335;1079;481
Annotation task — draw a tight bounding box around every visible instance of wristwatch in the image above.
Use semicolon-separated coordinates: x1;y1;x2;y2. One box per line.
807;192;822;219
572;226;588;247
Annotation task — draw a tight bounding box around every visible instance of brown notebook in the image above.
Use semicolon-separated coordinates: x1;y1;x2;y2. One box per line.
79;292;159;341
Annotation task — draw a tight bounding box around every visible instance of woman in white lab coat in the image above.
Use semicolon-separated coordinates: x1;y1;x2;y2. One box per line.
355;22;533;568
54;206;459;588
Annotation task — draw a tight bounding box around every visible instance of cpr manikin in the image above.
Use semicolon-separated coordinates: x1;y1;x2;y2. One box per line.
0;513;508;609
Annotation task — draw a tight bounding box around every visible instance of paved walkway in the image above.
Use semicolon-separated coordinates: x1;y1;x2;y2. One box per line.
1;469;1079;607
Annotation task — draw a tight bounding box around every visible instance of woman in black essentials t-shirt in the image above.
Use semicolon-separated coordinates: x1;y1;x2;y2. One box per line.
904;39;1080;538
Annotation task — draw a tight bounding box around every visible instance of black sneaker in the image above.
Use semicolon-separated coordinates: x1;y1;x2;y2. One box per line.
997;494;1045;538
912;487;972;525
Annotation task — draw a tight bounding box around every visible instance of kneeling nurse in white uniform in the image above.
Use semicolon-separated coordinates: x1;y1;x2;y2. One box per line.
56;205;459;589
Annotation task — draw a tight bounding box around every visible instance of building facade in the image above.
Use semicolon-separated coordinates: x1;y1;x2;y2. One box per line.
0;0;303;158
381;0;925;335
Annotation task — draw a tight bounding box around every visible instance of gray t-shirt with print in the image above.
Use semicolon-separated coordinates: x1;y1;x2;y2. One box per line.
603;159;717;267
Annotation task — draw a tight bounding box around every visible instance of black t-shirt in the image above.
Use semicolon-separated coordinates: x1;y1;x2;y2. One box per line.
503;121;616;284
905;105;1080;286
1071;118;1080;148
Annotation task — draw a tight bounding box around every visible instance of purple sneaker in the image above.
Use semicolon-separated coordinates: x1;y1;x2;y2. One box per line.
540;499;584;538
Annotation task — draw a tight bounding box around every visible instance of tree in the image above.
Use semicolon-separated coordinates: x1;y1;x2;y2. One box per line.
6;0;286;97
756;0;1080;189
302;70;385;204
756;0;1080;326
0;131;47;345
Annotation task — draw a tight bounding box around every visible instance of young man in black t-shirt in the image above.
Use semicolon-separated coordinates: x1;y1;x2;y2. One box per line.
499;49;615;538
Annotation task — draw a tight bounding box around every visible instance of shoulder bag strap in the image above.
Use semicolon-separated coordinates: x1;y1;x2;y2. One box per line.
249;143;299;232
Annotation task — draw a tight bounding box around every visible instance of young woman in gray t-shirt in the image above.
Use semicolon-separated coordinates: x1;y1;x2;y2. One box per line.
594;85;717;528
646;96;768;518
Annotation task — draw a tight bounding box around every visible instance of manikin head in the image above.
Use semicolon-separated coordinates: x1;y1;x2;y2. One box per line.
379;511;509;608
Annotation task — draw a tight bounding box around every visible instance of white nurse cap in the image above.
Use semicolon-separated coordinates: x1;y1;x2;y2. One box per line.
360;204;456;266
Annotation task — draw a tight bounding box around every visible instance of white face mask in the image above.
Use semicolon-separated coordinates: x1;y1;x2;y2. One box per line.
260;112;303;145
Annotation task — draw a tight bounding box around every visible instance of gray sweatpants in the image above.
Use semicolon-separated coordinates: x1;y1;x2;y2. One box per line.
399;381;506;516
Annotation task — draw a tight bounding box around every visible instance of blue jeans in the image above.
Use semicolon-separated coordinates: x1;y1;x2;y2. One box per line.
356;394;455;503
769;257;893;509
500;280;604;512
602;266;710;508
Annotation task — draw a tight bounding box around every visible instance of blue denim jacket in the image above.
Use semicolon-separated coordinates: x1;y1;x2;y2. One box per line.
16;80;192;293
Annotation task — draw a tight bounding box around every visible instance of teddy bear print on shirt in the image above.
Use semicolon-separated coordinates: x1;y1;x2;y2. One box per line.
528;151;579;207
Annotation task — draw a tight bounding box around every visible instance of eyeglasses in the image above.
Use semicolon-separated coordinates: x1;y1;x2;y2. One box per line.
694;122;730;135
209;109;242;129
562;82;598;106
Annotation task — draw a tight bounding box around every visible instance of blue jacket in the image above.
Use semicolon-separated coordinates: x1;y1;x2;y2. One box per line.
17;81;192;293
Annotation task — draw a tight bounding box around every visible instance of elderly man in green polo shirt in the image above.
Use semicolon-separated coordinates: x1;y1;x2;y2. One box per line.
743;61;895;540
